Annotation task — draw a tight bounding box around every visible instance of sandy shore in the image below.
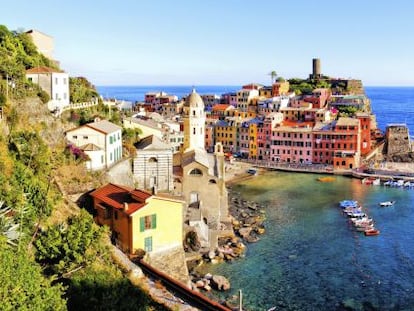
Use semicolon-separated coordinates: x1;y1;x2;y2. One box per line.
224;160;257;185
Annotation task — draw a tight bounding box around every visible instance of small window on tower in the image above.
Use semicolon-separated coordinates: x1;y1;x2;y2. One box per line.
193;127;196;134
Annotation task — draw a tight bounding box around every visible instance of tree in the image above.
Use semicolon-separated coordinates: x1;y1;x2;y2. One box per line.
268;70;277;84
0;237;67;310
35;210;105;275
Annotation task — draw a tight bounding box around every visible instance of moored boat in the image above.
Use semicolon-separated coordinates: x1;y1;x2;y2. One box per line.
356;224;374;232
379;201;395;207
364;228;380;236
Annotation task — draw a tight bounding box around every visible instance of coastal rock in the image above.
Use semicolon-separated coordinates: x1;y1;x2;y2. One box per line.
245;235;259;243
208;250;216;260
238;227;252;238
195;280;205;288
256;227;266;235
211;275;231;291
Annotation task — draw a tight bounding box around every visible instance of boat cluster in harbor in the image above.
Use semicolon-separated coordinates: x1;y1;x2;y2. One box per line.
338;200;380;236
361;177;414;188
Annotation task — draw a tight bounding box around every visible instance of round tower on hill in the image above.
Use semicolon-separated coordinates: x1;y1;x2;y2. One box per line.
183;88;206;152
310;58;322;79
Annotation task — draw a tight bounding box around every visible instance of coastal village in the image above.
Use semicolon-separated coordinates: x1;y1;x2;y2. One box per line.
2;28;414;310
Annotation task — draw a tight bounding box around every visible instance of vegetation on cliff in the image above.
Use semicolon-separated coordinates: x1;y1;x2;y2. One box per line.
0;24;168;311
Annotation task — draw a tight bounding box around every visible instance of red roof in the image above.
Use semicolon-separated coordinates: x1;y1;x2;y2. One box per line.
212;104;231;112
26;66;63;74
90;183;152;215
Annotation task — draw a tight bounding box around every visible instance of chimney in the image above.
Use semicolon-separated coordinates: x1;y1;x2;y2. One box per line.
123;202;129;211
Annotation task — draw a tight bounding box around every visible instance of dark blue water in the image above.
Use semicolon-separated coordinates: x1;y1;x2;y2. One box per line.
365;87;414;135
97;85;240;102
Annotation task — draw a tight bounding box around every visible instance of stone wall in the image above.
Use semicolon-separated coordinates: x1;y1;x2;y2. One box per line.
385;125;413;162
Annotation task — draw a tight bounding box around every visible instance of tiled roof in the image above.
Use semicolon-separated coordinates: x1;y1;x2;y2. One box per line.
26;66;63;74
212;104;231;112
90;183;152;215
86;120;121;134
136;135;171;150
336;117;360;127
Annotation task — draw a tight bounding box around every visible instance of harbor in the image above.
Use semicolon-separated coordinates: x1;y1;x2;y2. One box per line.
201;170;414;310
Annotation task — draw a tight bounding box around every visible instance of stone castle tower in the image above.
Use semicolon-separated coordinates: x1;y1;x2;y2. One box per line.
183;88;206;152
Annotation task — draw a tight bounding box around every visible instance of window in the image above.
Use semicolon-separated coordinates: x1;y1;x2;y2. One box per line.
55;77;58;84
83;136;88;139
63;78;67;84
72;135;78;139
101;155;104;163
140;214;157;232
189;168;203;176
114;211;118;220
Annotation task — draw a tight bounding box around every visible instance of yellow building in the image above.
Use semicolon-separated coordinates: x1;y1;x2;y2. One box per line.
248;122;259;159
214;119;238;153
90;183;184;255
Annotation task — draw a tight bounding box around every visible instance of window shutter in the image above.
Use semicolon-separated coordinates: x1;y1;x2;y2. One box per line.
152;214;157;229
140;217;145;232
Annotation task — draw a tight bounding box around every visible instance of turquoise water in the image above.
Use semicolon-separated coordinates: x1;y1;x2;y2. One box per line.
204;171;414;310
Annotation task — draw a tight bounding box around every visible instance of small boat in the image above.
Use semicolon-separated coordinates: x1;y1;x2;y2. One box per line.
356;224;375;232
364;228;380;236
379;201;395;207
317;176;336;182
362;177;380;185
339;200;359;208
246;168;257;175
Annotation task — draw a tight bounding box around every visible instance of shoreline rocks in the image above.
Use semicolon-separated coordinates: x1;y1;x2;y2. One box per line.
188;187;267;296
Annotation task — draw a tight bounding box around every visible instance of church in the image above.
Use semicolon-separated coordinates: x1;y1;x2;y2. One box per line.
173;89;232;248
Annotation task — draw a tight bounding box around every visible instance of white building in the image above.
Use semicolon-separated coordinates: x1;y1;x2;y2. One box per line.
26;29;54;60
65;119;122;170
26;66;69;112
134;135;173;192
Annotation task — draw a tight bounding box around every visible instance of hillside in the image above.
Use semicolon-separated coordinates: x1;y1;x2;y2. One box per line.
0;24;169;311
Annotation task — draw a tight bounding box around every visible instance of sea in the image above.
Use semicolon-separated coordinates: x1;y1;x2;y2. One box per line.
97;85;414;310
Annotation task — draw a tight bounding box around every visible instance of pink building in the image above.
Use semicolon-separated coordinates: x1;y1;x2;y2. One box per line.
271;121;313;163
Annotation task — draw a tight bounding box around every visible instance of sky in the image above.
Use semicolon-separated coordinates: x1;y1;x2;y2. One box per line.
2;0;414;86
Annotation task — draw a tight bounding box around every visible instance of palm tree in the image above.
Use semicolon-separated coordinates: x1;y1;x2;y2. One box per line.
269;70;277;84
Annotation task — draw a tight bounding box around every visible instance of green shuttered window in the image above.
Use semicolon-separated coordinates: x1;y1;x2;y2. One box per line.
140;214;157;232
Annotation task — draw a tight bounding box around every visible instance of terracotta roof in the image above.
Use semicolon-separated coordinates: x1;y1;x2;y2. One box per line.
26;66;63;74
90;183;152;215
212;104;231;112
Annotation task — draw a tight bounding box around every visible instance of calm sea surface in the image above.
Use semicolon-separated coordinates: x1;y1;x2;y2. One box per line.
97;85;414;310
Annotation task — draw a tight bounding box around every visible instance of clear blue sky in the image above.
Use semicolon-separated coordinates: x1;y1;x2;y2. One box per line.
2;0;414;86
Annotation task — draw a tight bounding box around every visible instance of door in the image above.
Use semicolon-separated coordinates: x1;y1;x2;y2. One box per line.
144;236;152;252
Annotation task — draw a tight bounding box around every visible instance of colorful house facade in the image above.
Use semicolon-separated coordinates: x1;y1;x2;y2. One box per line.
90;183;184;255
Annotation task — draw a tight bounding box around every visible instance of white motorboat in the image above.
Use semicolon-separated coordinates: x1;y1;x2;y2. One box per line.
379;201;395;207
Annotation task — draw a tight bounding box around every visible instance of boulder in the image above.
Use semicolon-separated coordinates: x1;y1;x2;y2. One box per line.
211;275;231;291
238;227;252;238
